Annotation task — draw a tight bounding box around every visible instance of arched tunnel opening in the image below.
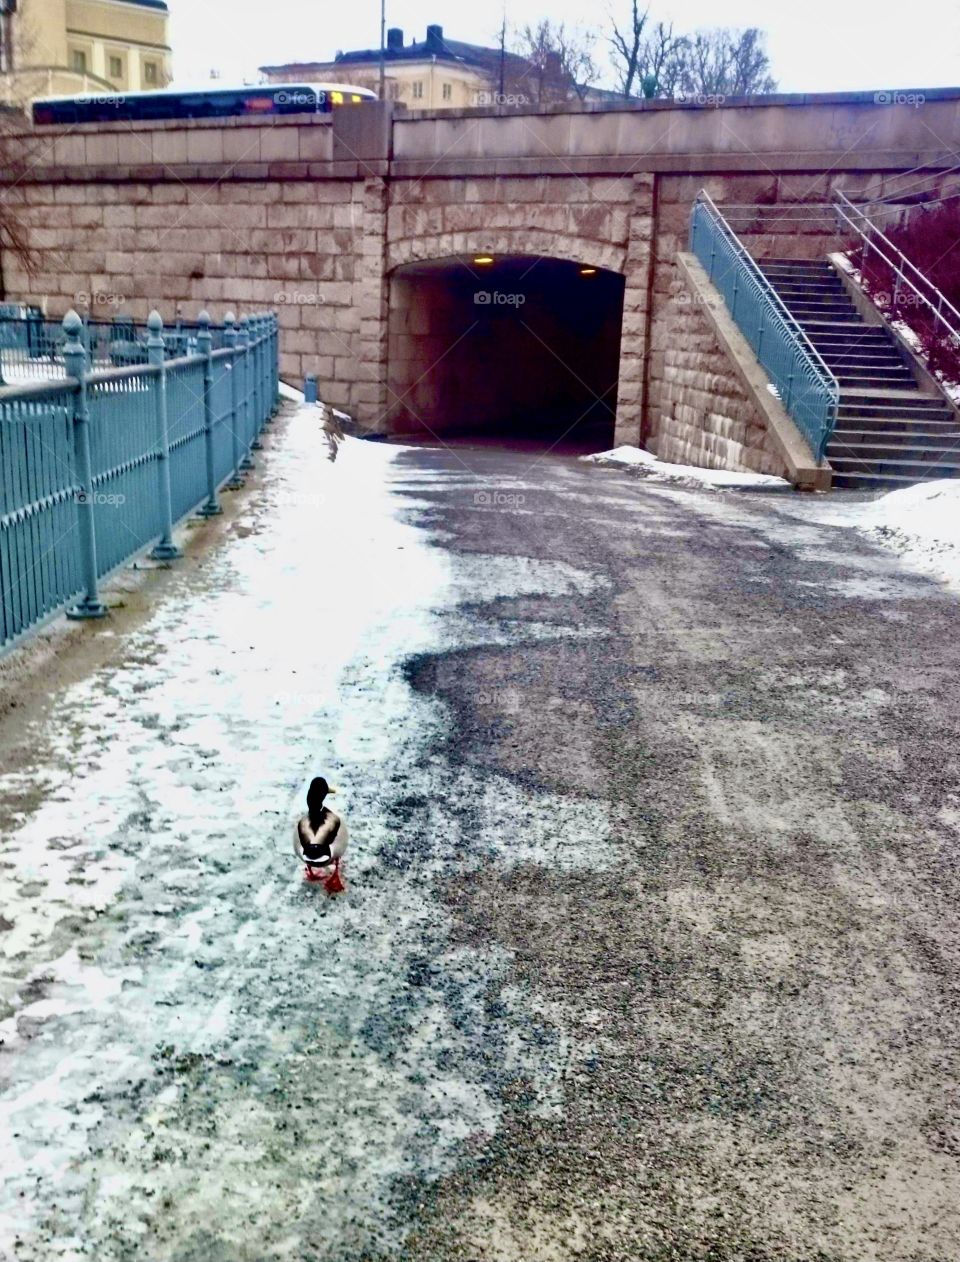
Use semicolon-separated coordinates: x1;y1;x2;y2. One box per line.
386;255;626;451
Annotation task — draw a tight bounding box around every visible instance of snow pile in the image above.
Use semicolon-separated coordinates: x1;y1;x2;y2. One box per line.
582;445;791;491
808;479;960;588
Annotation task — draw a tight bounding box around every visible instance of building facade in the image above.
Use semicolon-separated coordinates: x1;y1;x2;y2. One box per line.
261;25;525;112
0;0;171;104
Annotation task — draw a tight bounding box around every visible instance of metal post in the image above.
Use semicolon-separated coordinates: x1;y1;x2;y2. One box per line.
251;315;263;450
272;313;280;413
148;311;181;560
238;317;255;471
196;310;222;518
63;310;107;620
379;0;386;100
223;313;245;490
268;312;278;416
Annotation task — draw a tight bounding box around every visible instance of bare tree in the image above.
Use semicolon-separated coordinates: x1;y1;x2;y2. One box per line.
608;6;777;100
679;27;777;98
0;111;42;301
511;20;598;106
608;0;648;99
636;21;687;99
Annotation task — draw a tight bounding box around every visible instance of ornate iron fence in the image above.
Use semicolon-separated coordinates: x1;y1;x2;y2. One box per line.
689;191;839;461
0;310;229;385
0;308;280;653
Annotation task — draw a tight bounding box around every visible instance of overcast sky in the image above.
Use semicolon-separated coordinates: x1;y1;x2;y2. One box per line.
167;0;960;94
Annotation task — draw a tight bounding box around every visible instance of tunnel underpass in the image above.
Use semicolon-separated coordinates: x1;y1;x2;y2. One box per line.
386;255;626;450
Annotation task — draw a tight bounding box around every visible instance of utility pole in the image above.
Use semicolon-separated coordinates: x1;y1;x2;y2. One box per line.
498;10;506;99
379;0;386;100
0;0;16;75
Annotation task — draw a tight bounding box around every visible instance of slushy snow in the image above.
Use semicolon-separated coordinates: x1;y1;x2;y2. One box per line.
793;479;960;590
582;445;791;491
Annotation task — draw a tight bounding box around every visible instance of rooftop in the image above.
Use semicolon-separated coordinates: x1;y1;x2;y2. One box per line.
261;24;528;78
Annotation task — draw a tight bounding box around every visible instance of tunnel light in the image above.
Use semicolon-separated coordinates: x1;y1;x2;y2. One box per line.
473;255;495;265
580;266;598;276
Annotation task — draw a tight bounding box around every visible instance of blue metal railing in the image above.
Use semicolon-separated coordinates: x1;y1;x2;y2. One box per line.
689;191;839;461
0;309;280;652
0;311;229;385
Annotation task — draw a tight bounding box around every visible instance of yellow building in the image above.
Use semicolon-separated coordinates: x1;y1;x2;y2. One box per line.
261;25;524;112
0;0;171;105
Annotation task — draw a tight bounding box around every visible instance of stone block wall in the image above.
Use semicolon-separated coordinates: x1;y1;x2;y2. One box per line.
647;272;788;477
2;173;371;412
3;101;957;444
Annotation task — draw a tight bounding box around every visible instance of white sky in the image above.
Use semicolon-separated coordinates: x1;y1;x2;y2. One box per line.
167;0;960;94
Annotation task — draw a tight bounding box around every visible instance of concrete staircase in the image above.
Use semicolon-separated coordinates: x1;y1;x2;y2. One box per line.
756;258;960;489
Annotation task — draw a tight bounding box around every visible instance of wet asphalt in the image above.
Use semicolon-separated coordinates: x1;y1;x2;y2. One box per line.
2;414;960;1261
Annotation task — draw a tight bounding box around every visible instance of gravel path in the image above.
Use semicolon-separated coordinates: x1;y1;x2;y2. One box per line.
2;409;959;1261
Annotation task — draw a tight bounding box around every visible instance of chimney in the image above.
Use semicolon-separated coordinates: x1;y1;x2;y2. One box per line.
386;27;403;51
425;24;444;50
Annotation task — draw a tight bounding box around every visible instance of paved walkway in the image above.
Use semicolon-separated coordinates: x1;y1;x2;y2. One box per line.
2;409;959;1261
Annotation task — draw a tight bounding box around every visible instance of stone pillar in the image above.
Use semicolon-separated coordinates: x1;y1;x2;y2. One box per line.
614;172;656;448
352;176;390;430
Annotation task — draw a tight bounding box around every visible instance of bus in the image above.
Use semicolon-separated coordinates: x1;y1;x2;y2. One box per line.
32;82;376;126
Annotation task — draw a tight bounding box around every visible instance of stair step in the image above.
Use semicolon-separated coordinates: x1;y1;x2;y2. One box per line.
828;439;960;463
834;416;958;434
829;455;960;478
792;310;862;320
837;400;954;418
833;371;917;385
831;469;959;489
830;428;960;447
759;259;835;272
807;331;894;342
783;302;852;312
821;355;911;369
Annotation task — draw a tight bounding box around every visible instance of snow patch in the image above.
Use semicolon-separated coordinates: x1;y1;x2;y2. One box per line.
582;445;791;491
784;479;960;591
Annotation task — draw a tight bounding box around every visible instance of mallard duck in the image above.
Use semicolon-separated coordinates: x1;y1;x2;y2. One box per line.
294;776;349;891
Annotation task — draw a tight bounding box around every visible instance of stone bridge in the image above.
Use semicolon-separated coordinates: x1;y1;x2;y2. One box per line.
4;90;959;469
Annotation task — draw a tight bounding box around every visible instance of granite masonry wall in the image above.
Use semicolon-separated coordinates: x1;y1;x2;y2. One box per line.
2;95;957;450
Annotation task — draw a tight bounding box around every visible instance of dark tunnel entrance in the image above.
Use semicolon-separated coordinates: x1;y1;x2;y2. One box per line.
386;255;626;451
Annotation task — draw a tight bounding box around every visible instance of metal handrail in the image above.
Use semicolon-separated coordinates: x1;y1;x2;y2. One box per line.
689;190;839;461
834;190;960;345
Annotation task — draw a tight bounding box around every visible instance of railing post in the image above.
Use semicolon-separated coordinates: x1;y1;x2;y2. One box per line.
272;312;280;413
196;310;222;518
147;311;181;561
259;315;273;427
223;312;245;490
63;310;107;621
238;316;255;470
259;314;268;427
251;315;263;450
784;370;795;412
